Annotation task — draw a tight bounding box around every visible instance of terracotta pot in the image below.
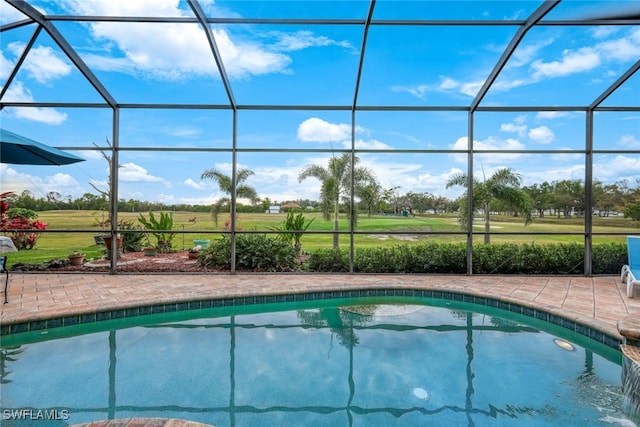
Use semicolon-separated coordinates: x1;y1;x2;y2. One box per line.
68;255;85;266
103;234;123;260
103;235;123;249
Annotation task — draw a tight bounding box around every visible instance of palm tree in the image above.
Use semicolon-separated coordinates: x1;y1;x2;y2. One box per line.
200;167;259;226
298;153;377;248
446;167;532;244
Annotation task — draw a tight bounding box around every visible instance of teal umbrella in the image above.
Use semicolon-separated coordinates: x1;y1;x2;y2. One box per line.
0;129;85;165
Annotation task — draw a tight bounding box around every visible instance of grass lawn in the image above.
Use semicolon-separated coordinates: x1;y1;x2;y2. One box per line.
3;210;638;268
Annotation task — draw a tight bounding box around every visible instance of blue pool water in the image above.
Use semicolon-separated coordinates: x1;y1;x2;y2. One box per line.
1;297;636;427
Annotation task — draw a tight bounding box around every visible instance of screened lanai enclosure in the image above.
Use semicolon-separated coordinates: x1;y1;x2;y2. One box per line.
0;0;639;274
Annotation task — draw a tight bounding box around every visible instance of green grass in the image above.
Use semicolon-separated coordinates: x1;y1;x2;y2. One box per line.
3;210;638;268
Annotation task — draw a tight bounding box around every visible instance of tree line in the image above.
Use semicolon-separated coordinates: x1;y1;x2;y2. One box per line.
5;170;640;223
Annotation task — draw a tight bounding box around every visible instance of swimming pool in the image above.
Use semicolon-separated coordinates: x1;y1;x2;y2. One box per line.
0;297;635;426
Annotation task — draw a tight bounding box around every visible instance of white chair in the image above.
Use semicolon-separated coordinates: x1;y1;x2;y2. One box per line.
621;236;640;298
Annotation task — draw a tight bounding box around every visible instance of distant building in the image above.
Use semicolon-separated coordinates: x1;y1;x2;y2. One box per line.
280;201;301;210
266;205;280;214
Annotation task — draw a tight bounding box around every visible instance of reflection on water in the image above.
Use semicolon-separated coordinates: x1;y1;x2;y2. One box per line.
0;302;635;426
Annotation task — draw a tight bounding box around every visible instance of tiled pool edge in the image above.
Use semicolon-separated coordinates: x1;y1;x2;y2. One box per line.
0;287;622;350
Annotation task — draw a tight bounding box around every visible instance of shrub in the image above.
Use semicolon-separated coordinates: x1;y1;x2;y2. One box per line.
0;207;47;250
119;219;146;252
592;242;627;274
270;210;314;255
302;242;626;275
137;211;175;253
199;234;298;272
303;248;349;272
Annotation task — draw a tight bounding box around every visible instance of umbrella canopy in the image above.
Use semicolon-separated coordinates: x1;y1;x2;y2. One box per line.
0;129;85;165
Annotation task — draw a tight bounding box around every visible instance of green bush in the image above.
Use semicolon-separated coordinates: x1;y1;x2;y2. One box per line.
137;211;175;253
303;248;350;272
270;210;314;255
592;243;627;274
119;219;146;252
302;242;627;274
199;234;298;272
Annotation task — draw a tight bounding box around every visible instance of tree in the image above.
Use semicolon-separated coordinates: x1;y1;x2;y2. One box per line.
524;182;554;218
446;167;532;244
552;179;584;218
299;153;377;249
89;138;120;225
624;203;640;221
358;182;382;217
200;167;259;226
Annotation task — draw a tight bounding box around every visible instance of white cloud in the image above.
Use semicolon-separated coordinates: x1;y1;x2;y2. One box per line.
536;111;569;120
451;136;526;164
162;126;201;138
528;126;555;144
270;30;356;53
459;80;483;97
594;155;640;181
119;163;165;183
2;81;68;124
391;84;430;99
0;49;15;81
0;1;27;24
619;134;640;148
9;43;73;84
500;122;528;137
598;28;640;61
531;47;601;78
508;38;554;68
439;77;457;90
184;178;208;190
529;28;640;80
297;117;353;143
0;164;82;197
438;28;640;98
526;163;585;184
55;0;353;81
350;138;393;150
591;26;619;39
60;0;188;17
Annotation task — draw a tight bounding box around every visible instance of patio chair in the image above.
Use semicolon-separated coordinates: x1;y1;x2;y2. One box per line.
621;236;640;298
1;255;8;303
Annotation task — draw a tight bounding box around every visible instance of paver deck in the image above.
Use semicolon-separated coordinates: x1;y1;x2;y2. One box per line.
2;273;640;427
2;273;639;341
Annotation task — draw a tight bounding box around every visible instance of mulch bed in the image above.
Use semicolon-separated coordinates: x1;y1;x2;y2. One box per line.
11;251;218;273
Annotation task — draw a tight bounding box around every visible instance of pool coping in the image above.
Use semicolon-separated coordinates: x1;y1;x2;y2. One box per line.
2;273;638;350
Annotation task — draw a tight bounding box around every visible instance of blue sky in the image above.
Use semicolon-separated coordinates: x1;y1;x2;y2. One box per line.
1;0;639;207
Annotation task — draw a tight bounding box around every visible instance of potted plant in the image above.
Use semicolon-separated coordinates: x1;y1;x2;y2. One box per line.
142;235;157;256
142;246;158;256
67;251;85;266
143;245;157;257
187;245;201;260
103;233;123;260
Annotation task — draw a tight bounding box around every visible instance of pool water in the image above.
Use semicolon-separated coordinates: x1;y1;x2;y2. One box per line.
1;298;636;427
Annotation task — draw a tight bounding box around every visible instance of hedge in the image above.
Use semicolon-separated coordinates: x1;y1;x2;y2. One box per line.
304;242;627;274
